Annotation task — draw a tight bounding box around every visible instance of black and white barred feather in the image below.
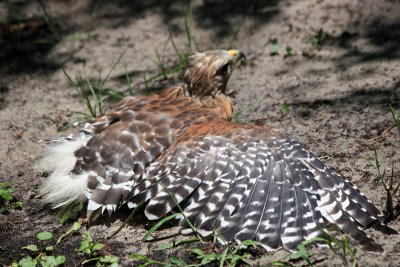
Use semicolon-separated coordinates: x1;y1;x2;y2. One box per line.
122;120;396;252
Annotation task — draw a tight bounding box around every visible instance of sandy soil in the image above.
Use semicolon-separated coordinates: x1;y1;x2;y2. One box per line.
1;0;400;266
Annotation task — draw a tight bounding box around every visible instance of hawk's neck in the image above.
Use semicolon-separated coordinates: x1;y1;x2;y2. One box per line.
197;93;233;121
163;85;233;121
163;85;233;120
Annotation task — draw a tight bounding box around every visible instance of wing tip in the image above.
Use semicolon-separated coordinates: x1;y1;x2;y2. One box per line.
372;221;398;235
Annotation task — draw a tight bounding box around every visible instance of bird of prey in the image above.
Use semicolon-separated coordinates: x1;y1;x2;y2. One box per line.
39;49;396;252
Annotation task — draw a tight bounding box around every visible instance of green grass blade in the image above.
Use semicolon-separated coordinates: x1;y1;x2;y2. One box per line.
142;213;179;242
157;183;199;238
124;64;134;95
86;79;101;116
167;25;182;60
175;237;199;246
219;247;229;267
101;50;126;87
184;0;193;53
389;104;400;137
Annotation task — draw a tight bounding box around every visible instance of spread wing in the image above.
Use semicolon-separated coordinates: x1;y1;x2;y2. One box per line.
125;120;396;252
65;92;223;219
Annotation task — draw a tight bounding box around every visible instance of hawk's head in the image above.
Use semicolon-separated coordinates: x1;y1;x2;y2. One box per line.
184;49;246;97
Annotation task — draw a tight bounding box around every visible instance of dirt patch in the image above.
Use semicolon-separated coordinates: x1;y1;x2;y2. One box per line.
1;0;400;266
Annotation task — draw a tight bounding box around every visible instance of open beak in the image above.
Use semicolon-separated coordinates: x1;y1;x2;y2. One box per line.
227;50;246;65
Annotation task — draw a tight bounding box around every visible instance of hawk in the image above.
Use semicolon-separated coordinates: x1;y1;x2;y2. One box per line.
39;49;396;252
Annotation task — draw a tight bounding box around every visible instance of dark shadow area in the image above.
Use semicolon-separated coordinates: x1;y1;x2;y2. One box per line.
0;0;281;76
0;17;60;75
331;18;400;70
0;85;9;110
0;198;84;266
277;13;400;112
248;82;400;126
87;0;281;36
195;0;280;38
285;84;400;116
334;26;400;68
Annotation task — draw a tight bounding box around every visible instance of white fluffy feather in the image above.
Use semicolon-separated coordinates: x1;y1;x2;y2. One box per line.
37;136;91;207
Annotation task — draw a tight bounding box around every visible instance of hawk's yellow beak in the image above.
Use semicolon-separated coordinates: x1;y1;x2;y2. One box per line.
228;50;246;65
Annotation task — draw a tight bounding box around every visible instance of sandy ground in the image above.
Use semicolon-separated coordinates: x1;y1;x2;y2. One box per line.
1;0;400;266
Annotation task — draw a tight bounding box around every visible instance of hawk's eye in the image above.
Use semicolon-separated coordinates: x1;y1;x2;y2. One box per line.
218;62;230;76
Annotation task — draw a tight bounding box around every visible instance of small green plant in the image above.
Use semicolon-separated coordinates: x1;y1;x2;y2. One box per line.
0;181;23;214
284;46;293;57
13;231;66;267
79;232;119;266
56;202;84;224
272;238;326;267
60;51;127;130
166;27;188;70
136;0;194;93
91;0;103;20
366;145;400;222
57;220;82;244
310;28;327;46
130;253;188;267
37;0;59;41
141;24;189;87
190;240;256;266
63;62;125;117
270;43;279;56
272;232;357;267
281;103;289;115
364;105;400;222
153;48;169;80
124;63;136;96
131;240;256;267
322;230;357;267
269;43;294;58
231;99;271;123
69;31;89;44
156;237;199;251
389;104;400;138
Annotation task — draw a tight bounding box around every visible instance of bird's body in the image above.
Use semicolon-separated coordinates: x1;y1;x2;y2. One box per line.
39;50;396;252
